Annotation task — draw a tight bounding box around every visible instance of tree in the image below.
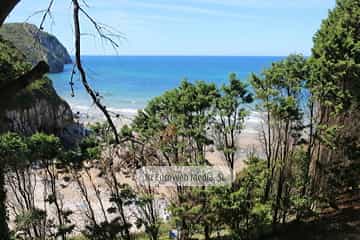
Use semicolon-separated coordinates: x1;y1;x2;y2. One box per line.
6;139;43;239
134;186;162;240
130;78;255;239
0;1;49;107
28;133;74;240
251;54;310;223
131;80;220;240
0;133;28;240
212;73;253;183
0;1;123;236
309;0;360;204
0;0;123;141
209;156;271;240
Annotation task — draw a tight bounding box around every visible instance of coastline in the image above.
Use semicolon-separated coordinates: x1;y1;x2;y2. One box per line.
70;103;263;170
7;104;262;233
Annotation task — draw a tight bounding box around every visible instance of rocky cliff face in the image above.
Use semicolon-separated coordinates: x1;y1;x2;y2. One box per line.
1;77;74;137
4;99;73;136
0;36;73;137
0;23;72;73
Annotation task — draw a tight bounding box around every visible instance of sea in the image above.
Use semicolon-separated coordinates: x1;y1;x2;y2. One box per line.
48;56;284;116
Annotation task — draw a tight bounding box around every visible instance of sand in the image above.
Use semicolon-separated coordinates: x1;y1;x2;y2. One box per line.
6;106;264;235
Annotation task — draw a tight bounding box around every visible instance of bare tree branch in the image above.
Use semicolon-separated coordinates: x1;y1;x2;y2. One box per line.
77;1;125;53
38;0;55;31
69;64;76;97
72;0;120;144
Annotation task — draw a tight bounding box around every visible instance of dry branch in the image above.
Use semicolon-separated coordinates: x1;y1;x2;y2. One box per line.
72;0;120;144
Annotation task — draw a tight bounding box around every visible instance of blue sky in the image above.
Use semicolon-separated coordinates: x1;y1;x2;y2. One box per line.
6;0;335;56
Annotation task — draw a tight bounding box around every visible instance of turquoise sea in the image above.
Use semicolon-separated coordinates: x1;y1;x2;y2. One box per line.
49;56;283;114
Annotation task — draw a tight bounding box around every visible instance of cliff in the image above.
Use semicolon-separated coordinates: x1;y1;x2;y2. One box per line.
0;22;72;73
0;37;73;137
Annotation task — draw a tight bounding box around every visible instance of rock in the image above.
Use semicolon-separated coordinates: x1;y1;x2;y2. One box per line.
0;22;72;73
0;36;74;140
3;98;73;136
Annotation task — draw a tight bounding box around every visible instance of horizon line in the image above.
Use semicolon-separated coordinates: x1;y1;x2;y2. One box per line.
73;54;296;57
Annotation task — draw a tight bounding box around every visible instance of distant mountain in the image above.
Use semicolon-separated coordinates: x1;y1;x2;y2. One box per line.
0;22;72;73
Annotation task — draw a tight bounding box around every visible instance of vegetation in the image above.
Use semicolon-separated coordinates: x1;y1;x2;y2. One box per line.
0;36;72;139
128;76;253;240
0;0;360;239
308;0;360;205
0;37;31;87
0;23;72;73
0;37;65;108
0;133;27;240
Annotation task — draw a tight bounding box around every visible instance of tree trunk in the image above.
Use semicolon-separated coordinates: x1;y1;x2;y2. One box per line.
204;224;210;240
0;166;10;240
0;0;20;26
273;171;284;225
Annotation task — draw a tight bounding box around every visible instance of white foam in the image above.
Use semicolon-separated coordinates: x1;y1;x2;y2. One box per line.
70;104;140;117
245;111;262;124
107;107;140;114
71;104;91;111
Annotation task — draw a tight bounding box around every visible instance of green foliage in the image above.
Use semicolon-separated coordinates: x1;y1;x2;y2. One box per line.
0;23;47;67
0;133;28;239
0;23;72;73
120;124;133;138
84;183;136;240
0;37;29;84
0;133;28;166
0;132;78;239
58;128;104;169
132;79;220;166
79;135;101;160
208;156;271;239
213;73;253;173
309;0;360;204
131;77;253;239
310;0;360;107
251;54;308;122
14;208;46;233
0;36;66;114
134;194;162;240
2;1;360;238
27;132;61;161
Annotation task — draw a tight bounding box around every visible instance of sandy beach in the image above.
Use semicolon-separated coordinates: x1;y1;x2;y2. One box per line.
7;105;263;234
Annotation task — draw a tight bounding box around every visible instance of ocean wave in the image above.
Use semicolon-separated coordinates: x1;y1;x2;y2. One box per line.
71;104;263;124
71;104;91;111
71;104;140;115
107;107;139;114
245;113;262;124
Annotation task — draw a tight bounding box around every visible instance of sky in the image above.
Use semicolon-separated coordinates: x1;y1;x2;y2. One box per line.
6;0;336;56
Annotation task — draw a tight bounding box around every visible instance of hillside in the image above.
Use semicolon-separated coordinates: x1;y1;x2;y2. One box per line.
0;36;73;136
263;191;360;240
0;22;72;73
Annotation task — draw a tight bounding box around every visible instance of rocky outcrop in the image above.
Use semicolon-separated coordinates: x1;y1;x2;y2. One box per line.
0;36;73;138
2;80;73;137
0;22;72;73
4;99;72;136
